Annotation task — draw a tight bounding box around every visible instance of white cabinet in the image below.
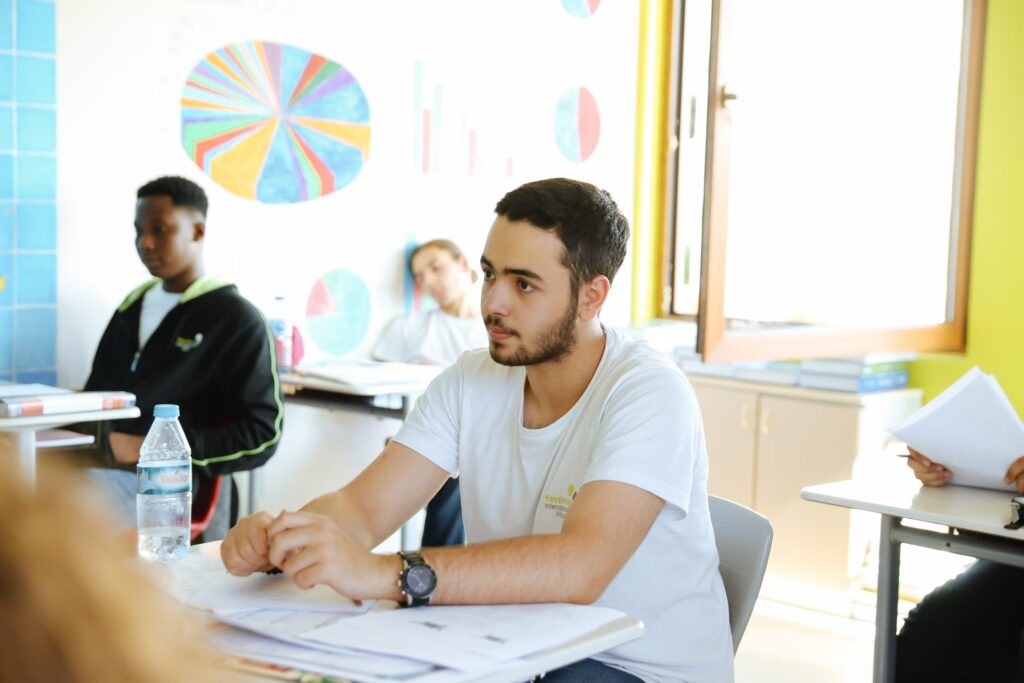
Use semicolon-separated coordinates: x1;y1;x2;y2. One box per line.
690;376;922;609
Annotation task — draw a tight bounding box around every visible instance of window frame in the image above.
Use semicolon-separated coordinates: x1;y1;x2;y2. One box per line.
662;0;986;363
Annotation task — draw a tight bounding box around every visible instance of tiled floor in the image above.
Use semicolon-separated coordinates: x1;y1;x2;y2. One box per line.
735;599;875;683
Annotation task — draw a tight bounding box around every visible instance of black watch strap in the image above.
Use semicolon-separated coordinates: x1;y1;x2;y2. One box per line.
398;550;435;607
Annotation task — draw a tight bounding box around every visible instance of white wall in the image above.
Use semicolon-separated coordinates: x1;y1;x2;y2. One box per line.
57;0;639;385
56;0;639;512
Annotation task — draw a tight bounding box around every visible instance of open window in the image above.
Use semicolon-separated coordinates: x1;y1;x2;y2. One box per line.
665;0;986;362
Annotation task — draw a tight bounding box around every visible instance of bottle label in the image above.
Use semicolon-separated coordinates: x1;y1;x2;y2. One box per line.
137;464;191;495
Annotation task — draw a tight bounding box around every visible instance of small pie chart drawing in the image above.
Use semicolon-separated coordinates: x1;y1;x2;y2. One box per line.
305;269;371;356
561;0;602;18
554;86;600;162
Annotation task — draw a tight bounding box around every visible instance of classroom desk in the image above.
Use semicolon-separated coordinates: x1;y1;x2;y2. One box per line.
801;477;1024;683
278;370;431;549
281;370;427;420
0;407;141;486
183;542;645;683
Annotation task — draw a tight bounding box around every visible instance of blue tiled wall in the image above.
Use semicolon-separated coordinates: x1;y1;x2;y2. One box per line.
0;0;56;386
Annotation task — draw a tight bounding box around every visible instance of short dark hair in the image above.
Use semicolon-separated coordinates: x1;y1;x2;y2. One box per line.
494;178;629;293
137;176;209;217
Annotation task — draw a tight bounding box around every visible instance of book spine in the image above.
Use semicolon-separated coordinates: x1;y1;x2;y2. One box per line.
801;361;908;377
102;394;136;409
859;371;909;392
0;400;44;417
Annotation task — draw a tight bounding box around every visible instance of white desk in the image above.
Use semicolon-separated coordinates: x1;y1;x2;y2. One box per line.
801;476;1024;683
279;369;433;549
0;407;141;485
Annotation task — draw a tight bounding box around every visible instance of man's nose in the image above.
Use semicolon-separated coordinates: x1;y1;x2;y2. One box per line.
482;281;510;317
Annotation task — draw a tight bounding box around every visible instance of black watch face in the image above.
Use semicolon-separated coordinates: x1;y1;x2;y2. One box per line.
405;564;436;596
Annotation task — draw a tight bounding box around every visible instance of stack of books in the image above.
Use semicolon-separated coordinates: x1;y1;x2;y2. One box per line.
734;361;802;386
677;355;802;386
0;383;136;417
798;353;914;393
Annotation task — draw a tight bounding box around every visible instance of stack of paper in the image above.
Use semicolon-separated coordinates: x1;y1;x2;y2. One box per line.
159;553;370;615
294;361;443;391
160;553;633;681
890;366;1024;490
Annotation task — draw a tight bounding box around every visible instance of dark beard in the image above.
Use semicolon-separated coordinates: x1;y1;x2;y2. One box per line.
488;297;579;367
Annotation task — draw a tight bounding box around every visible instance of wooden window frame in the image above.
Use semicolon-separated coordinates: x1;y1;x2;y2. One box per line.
664;0;986;363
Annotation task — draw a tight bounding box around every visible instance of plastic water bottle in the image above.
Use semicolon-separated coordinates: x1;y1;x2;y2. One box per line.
137;404;192;561
268;295;293;370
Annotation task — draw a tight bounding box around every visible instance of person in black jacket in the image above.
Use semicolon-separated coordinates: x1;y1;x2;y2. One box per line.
80;176;283;538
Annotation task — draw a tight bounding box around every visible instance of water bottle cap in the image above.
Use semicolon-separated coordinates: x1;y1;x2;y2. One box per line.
153;404;179;418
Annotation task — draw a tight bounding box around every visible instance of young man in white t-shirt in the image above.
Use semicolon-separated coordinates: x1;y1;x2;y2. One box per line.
221;178;733;682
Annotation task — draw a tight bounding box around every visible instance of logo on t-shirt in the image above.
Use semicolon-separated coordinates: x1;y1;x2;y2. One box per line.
175;333;204;352
542;484;579;519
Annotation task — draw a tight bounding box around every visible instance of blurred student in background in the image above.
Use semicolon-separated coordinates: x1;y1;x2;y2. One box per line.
897;448;1024;682
373;239;487;547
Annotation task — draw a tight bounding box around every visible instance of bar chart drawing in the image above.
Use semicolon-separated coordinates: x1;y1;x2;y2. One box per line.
412;60;516;177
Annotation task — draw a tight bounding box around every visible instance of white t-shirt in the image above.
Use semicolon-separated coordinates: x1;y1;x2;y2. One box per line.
394;328;734;683
372;309;488;366
139;285;181;349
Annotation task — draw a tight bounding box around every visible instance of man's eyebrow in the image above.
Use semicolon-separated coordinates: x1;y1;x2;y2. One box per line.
479;256;544;282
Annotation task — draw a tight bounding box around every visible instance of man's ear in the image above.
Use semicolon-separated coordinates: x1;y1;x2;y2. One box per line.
578;275;611;322
193;220;206;242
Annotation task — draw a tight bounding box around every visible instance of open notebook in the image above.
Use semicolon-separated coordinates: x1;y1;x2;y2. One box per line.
293;362;442;392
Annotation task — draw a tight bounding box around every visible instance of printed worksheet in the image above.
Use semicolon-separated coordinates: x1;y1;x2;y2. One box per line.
299;603;627;672
192;571;372;614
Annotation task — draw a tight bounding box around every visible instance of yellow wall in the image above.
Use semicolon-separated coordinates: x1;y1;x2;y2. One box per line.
910;0;1024;410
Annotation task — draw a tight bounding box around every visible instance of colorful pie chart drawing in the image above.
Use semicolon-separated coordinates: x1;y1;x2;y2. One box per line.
561;0;601;18
181;41;371;204
554;86;600;162
306;269;371;356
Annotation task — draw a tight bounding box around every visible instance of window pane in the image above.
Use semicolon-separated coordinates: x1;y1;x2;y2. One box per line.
722;0;965;328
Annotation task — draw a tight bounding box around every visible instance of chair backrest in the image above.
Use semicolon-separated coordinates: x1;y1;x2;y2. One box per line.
708;495;773;652
190;474;223;541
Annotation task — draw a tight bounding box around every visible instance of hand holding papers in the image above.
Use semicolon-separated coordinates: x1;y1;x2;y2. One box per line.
890;367;1024;491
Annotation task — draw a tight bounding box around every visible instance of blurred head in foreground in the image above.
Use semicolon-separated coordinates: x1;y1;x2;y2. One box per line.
0;463;213;683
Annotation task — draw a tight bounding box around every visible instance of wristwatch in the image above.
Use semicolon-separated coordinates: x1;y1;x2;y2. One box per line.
398;550;437;607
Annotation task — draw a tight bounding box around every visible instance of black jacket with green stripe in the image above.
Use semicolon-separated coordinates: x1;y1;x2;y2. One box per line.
84;277;284;478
